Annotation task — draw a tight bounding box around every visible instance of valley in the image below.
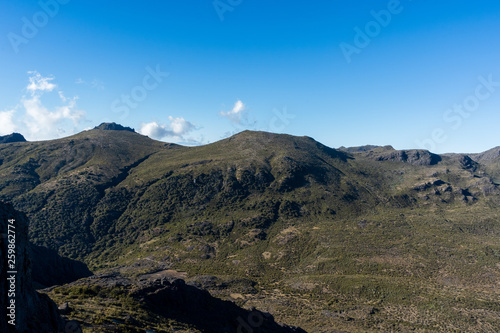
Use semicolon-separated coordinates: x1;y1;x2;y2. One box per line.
1;124;499;332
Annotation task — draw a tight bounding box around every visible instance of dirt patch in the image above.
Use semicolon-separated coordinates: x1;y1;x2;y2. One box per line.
230;293;245;300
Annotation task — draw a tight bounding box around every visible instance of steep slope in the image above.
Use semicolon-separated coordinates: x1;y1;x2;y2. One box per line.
470;146;500;183
1;128;500;332
0;129;368;260
84;130;379;268
0;127;169;258
43;272;306;333
0;202;67;332
30;244;93;288
471;146;500;162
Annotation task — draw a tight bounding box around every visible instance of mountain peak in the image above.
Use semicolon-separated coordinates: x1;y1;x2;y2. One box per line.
0;132;27;144
94;122;135;132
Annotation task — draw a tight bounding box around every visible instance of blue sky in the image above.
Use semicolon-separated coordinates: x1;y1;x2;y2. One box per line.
1;0;500;153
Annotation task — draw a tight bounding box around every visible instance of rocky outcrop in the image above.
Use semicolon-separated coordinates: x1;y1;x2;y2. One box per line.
0;202;66;332
457;154;478;171
338;144;385;153
341;145;442;166
67;272;307;333
93;122;135;132
371;149;442;165
0;133;26;144
137;279;306;333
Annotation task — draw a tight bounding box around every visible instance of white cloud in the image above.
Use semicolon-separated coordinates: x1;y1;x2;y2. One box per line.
20;72;86;140
0;110;17;135
22;95;84;140
169;116;195;135
140;121;167;139
0;72;86;141
26;71;56;95
219;100;247;123
139;116;196;141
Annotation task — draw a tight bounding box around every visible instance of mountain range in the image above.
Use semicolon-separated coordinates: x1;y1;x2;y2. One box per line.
0;123;499;332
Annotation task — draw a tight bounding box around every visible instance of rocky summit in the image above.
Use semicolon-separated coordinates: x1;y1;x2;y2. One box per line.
0;133;26;144
93;122;136;132
0;126;499;332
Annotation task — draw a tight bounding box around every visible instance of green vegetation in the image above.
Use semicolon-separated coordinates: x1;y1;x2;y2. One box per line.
1;128;499;331
45;284;200;333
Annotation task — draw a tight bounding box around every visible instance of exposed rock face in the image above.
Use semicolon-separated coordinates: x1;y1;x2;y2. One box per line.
0;133;26;144
0;202;65;332
371;149;442;165
93;122;135;132
457;154;478;171
30;244;93;288
340;145;442;165
136;280;306;333
69;272;307;333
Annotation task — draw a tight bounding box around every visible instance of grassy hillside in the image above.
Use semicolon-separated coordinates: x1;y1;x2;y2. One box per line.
1;127;499;331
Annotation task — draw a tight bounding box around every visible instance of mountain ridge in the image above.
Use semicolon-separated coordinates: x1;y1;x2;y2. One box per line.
1;125;499;331
4;123;500;155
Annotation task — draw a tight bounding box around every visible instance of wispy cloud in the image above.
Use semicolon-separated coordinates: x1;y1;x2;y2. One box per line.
26;71;56;95
2;71;87;140
139;116;197;142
